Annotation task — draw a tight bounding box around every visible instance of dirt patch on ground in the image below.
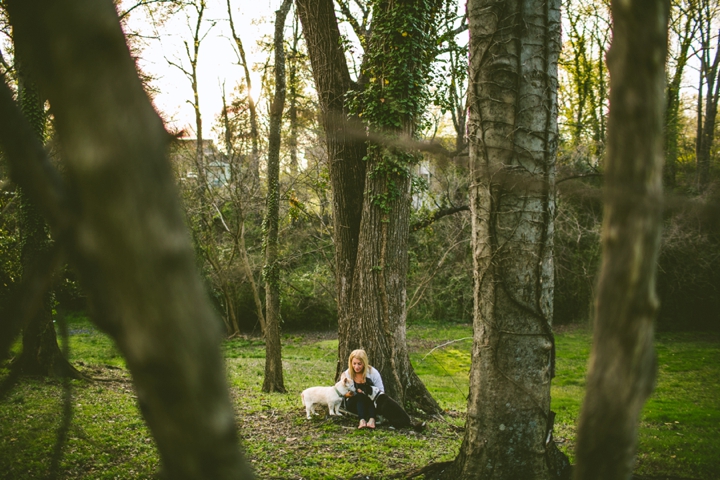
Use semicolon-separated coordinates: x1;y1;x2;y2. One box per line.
75;362;132;385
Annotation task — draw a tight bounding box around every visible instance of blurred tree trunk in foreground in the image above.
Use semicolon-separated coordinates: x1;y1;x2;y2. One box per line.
573;0;669;479
0;0;254;478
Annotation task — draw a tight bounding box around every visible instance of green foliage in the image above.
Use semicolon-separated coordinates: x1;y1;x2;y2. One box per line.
429;0;467;141
366;144;415;214
552;171;720;331
280;265;338;331
558;0;610;155
0;186;20;303
173;131;337;334
407;154;472;325
407;219;473;325
348;0;438;131
346;0;446;213
54;266;88;313
656;193;720;331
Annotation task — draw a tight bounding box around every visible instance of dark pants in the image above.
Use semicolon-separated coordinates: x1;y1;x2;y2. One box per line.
346;393;376;421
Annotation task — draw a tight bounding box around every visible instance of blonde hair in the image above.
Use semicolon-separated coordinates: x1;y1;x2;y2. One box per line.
348;349;370;382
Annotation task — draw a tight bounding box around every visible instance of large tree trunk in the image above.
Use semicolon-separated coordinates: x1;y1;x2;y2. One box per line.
447;0;561;477
2;1;254;478
346;149;435;409
262;0;292;394
297;0;442;413
341;0;442;412
572;1;669;479
295;0;367;372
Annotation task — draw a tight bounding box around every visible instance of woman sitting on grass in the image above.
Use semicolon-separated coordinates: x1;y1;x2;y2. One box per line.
341;349;384;429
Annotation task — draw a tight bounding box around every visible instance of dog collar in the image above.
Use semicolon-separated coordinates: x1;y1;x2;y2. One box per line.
334;387;343;398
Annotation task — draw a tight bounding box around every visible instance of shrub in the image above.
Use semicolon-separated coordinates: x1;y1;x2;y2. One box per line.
656;190;720;331
553;180;602;325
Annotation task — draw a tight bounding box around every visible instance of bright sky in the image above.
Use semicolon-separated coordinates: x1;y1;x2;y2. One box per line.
124;0;281;140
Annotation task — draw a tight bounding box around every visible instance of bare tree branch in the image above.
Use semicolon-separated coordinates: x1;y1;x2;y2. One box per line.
410;205;469;232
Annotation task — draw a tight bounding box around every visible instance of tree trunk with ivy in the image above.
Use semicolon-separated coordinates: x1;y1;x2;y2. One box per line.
445;0;561;477
342;0;443;412
13;64;83;379
261;0;292;394
297;0;443;413
572;1;668;478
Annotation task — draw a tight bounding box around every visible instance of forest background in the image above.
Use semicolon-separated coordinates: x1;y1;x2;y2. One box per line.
1;0;719;335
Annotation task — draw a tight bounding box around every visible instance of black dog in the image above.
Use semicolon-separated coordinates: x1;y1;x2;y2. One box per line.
368;387;419;430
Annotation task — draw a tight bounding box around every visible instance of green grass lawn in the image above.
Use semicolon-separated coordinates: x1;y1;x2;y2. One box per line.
0;316;718;479
551;327;720;480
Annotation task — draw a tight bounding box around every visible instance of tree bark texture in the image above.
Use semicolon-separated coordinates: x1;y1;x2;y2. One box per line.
448;0;560;477
341;0;443;412
572;1;668;479
262;0;292;394
3;1;254;478
295;0;367;372
346;154;420;406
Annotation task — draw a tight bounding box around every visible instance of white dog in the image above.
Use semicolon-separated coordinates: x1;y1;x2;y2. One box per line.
301;377;356;419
